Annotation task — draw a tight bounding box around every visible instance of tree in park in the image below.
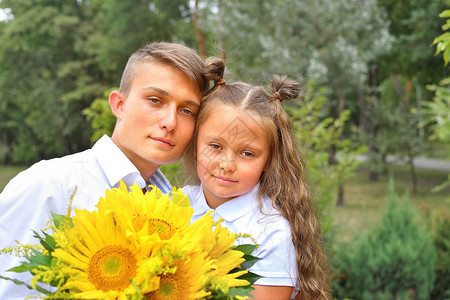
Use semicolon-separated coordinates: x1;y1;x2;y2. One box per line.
195;0;390;205
0;0;192;164
367;0;449;188
426;8;450;193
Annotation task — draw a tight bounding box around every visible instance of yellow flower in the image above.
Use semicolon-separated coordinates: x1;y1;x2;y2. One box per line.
53;207;160;298
97;182;194;241
178;213;250;290
145;248;212;300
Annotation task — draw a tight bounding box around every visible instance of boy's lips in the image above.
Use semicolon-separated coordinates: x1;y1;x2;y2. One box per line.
151;137;175;146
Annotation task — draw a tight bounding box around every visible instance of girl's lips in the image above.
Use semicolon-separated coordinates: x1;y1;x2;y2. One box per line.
213;175;237;184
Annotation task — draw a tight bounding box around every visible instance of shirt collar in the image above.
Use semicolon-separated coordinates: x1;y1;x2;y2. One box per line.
92;135;146;189
192;184;260;222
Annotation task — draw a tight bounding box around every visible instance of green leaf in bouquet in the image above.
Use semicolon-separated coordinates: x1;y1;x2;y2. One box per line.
231;244;261;271
233;244;257;255
28;249;52;267
51;211;73;230
8;249;52;274
0;275;52;295
207;287;255;300
235;270;262;286
239;254;261;271
227;285;256;299
32;230;56;254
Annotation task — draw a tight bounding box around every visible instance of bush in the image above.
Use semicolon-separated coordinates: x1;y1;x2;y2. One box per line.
430;212;450;300
333;178;436;300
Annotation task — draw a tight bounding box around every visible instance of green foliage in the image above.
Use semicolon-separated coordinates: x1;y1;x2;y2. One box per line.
0;0;192;164
82;88;117;143
428;9;450;145
430;213;450;299
379;77;427;159
333;178;436;300
433;9;450;66
424;82;450;143
378;0;448;84
423;8;450;192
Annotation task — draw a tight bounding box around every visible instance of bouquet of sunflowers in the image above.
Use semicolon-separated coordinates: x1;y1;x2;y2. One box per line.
0;182;260;299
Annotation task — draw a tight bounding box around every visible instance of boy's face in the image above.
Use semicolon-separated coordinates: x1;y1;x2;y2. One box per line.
111;61;202;180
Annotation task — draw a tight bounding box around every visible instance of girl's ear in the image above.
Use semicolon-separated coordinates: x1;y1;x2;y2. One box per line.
109;90;125;119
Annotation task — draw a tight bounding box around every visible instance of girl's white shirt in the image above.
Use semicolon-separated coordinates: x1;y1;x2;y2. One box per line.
183;183;299;298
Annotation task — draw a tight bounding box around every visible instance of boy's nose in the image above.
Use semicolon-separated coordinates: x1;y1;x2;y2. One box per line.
159;107;177;132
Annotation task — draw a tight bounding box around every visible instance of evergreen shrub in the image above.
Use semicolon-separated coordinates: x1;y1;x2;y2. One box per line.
430;212;450;300
332;178;436;300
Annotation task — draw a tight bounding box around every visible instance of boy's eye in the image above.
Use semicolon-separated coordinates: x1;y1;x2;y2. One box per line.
242;151;254;157
148;98;161;104
181;108;194;116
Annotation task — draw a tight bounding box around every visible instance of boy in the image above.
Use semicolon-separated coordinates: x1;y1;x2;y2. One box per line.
0;42;208;298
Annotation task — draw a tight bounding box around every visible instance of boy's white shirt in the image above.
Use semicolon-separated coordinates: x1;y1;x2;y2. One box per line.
0;135;171;299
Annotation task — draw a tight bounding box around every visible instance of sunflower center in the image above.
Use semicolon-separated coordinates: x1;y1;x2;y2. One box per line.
148;218;174;240
145;272;189;299
88;245;137;291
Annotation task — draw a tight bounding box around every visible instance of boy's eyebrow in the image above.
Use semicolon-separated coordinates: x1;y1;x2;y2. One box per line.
186;100;200;107
142;86;200;107
142;86;169;96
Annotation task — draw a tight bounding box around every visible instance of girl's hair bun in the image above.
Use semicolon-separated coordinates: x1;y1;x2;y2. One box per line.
204;56;225;84
269;75;301;102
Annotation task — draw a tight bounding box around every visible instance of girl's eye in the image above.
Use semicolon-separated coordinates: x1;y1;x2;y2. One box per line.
210;143;221;150
242;151;254;157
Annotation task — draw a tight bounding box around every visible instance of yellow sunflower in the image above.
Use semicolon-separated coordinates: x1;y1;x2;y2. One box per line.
97;182;194;242
52;207;161;298
175;213;250;291
144;246;212;300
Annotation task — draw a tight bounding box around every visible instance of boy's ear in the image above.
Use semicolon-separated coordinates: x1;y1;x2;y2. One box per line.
109;90;125;119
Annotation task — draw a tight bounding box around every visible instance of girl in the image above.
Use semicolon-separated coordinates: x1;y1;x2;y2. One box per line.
183;58;331;300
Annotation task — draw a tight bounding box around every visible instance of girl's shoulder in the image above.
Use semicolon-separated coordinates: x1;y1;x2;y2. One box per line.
253;195;291;231
182;185;203;206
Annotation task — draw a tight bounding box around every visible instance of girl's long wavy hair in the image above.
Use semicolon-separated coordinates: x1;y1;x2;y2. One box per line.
184;57;331;300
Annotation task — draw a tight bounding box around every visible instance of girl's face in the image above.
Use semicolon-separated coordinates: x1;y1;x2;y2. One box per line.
196;104;270;209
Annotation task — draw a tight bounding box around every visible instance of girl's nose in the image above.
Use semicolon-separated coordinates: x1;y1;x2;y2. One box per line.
218;152;236;172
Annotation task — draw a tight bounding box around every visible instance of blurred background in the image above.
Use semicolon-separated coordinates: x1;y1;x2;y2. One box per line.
0;1;449;299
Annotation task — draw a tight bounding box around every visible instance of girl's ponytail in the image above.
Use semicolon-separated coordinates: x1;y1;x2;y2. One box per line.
203;57;226;98
263;75;331;300
269;75;301;102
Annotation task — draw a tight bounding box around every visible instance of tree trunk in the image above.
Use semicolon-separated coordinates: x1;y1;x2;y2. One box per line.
358;85;366;131
336;185;344;206
416;84;424;138
367;66;380;182
392;74;404;102
1;132;7;164
407;148;418;194
193;0;207;58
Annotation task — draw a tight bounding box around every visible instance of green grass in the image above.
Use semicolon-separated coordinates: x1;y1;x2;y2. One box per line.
425;140;450;160
0;165;28;193
335;164;449;242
